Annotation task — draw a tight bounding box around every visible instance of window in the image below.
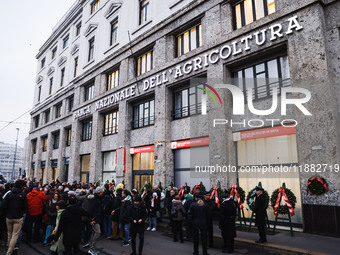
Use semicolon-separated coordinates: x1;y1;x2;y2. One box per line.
110;20;118;46
103;151;116;183
80;154;90;183
52;47;57;59
173;84;206;119
31;139;37;154
76;22;81;36
139;0;149;25
63;34;69;49
42;136;48;152
34;115;40;128
233;55;290;100
44;109;50;124
84;84;94;101
55;103;62;119
82;119;93;141
177;24;202;57
38;86;42;102
65;127;72;146
60;68;65;86
41;57;45;69
137;50;153;76
91;0;100;14
49;77;53;95
88;37;95;62
107;69;119;90
233;0;276;30
68;95;74;112
104;110;119;135
52;131;60;149
133;99;154;128
74;57;79;77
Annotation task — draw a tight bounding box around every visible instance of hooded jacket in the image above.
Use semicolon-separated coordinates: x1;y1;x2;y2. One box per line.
2;187;28;219
171;199;186;221
27;188;47;216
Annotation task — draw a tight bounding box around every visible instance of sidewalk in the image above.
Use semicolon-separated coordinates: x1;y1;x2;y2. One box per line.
158;220;339;255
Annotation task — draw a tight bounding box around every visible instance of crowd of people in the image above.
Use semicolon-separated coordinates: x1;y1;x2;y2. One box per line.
0;179;267;255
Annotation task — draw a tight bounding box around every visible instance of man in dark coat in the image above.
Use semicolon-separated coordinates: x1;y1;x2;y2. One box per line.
254;186;267;243
54;195;91;255
219;192;236;253
189;193;211;255
128;195;147;255
183;190;194;240
120;190;132;246
2;180;27;255
111;188;123;240
204;191;215;248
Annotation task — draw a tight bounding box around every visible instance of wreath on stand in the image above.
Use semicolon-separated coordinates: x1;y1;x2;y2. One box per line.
307;176;328;195
228;185;245;209
191;182;206;194
270;187;296;215
246;188;270;211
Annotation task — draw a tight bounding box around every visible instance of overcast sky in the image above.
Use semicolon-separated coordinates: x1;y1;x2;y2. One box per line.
0;0;74;147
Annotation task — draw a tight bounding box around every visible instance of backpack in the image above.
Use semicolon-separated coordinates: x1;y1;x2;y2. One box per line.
170;207;178;218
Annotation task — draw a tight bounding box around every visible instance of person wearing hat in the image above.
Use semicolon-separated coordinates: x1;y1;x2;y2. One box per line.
146;192;160;231
128;195;147;255
254;186;267;243
219;191;237;253
87;187;104;254
204;191;215;248
189;193;211;255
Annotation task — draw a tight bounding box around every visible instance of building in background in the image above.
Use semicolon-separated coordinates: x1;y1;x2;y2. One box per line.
28;0;340;236
0;141;24;180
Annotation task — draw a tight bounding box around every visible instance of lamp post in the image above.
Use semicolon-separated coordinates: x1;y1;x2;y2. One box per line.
11;128;19;180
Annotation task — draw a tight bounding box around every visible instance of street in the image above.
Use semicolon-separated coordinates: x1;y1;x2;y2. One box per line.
0;229;284;255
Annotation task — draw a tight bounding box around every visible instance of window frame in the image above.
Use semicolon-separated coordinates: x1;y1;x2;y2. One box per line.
132;98;155;129
37;86;42;102
41;57;46;69
110;20;118;46
91;0;100;14
68;95;74;113
65;127;72;146
52;47;57;59
49;77;53;95
103;110;119;136
60;68;65;87
62;34;69;49
55;103;62;119
88;37;95;62
74;57;79;77
52;131;60;150
44;109;50;124
76;22;82;36
176;24;202;57
139;0;150;25
107;68;119;91
34;115;40;128
136;50;153;76
84;84;94;102
42;136;48;152
82;119;93;141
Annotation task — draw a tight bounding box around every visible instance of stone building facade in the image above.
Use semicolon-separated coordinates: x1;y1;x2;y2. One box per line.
29;0;340;236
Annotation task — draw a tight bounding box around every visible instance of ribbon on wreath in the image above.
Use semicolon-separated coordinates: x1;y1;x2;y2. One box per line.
178;186;185;197
274;188;295;217
230;185;243;210
210;187;220;208
307;177;328;195
141;188;147;199
193;183;200;195
246;189;257;210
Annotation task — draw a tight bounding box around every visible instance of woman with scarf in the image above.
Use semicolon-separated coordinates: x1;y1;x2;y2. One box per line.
44;192;60;246
146;192;160;231
50;200;66;255
119;190;132;247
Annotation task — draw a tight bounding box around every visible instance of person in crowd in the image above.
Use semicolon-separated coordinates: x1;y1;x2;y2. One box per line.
88;187;104;254
50;200;66;255
0;183;12;245
2;179;27;255
219;191;237;253
44;192;60;246
146;192;159;232
53;195;91;255
120;189;132;247
76;189;92;248
102;184;114;238
254;186;267;243
189;193;211;255
111;188;123;240
204;191;215;248
183;190;194;240
158;187;165;222
167;189;176;228
128;195;147;255
171;195;186;243
26;182;47;243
